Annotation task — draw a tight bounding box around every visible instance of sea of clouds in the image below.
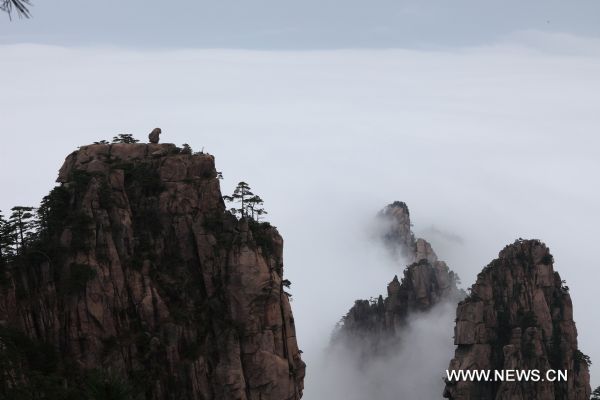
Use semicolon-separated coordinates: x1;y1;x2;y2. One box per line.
1;32;599;396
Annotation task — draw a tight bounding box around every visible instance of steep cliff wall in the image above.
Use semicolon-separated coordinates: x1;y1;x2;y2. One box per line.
335;201;463;349
444;239;590;400
0;143;305;399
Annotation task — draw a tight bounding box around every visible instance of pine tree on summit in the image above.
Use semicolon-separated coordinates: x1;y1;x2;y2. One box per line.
112;134;139;144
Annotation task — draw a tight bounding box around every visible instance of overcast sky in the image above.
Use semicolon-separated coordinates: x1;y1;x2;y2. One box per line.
2;0;600;48
2;2;600;397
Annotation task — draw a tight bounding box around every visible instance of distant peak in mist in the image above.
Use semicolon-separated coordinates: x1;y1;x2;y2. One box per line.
336;201;464;348
316;201;465;399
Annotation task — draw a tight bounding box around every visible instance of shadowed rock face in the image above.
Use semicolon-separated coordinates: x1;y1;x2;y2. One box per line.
335;201;463;351
444;239;590;400
0;143;305;400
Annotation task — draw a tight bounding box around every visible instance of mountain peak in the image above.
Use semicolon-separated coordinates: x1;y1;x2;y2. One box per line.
445;239;590;399
0;142;305;399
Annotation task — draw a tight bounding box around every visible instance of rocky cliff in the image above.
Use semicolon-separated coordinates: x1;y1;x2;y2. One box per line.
335;201;463;350
0;143;305;399
444;239;590;400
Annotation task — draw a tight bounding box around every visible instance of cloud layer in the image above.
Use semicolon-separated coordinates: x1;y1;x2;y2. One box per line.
312;301;457;400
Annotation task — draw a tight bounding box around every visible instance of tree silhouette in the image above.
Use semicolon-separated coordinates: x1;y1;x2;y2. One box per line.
8;206;35;253
0;187;70;266
36;186;70;241
591;386;600;400
0;211;10;263
181;143;192;154
223;182;268;221
0;207;36;258
1;0;31;19
112;134;139;144
247;195;267;221
231;181;252;217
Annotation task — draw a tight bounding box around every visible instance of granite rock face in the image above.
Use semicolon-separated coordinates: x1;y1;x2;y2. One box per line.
336;201;463;349
0;143;305;399
444;239;590;400
378;201;437;264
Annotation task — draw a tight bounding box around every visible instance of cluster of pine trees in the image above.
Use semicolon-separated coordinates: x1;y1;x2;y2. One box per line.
223;182;268;221
0;184;69;267
0;206;37;263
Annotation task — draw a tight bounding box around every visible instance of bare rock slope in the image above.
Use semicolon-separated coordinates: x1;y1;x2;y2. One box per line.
0;143;305;399
444;239;590;400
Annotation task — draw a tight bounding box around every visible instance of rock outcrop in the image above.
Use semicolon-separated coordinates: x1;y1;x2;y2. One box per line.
335;201;463;349
148;128;161;144
444;239;590;400
0;143;305;399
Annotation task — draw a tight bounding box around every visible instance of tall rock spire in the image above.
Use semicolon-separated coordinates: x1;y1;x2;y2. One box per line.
335;201;463;349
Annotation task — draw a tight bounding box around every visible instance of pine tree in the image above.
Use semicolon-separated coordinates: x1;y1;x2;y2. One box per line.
223;182;268;221
9;206;36;253
112;134;139;144
36;186;70;241
231;182;253;217
249;195;268;221
181;143;192;154
592;386;600;400
246;195;265;220
0;211;9;263
254;208;268;221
